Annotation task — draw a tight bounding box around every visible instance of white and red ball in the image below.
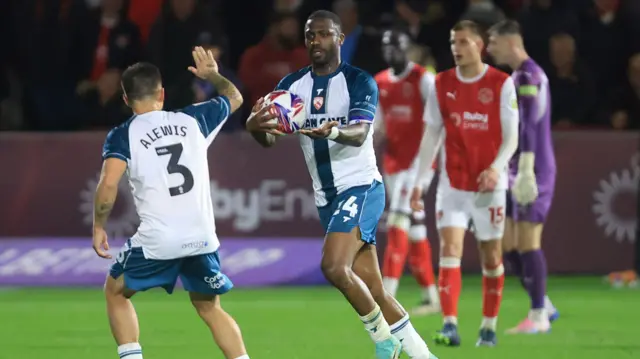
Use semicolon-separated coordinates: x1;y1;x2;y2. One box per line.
262;90;306;134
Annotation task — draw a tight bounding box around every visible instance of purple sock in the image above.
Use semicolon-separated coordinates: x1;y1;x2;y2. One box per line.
503;250;528;289
520;249;548;309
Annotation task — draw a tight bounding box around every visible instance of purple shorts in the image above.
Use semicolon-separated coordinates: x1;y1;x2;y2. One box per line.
506;188;554;223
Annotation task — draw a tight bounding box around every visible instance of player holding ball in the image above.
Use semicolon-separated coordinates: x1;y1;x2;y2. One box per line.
246;10;437;359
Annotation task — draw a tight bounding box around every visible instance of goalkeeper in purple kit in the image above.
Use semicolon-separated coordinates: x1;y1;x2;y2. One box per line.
487;20;559;334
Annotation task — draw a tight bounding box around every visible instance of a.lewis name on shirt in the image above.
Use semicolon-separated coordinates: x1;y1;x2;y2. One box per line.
140;125;188;149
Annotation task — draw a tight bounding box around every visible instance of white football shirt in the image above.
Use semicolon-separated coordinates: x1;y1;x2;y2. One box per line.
102;96;231;260
276;63;383;207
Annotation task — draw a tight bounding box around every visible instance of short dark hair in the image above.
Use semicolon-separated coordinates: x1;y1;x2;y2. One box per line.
451;20;482;36
121;62;162;102
488;20;522;36
307;10;342;32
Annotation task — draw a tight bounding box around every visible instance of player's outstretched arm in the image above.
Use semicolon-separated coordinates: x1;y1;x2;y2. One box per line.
188;46;243;113
298;121;371;147
331;122;370;146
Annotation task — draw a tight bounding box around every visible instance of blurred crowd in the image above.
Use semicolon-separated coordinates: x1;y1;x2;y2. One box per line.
0;0;639;132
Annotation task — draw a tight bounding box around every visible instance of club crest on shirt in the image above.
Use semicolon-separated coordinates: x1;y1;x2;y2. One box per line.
478;88;493;104
313;96;324;110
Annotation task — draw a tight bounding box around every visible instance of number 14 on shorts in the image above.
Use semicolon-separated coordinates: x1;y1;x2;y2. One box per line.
334;196;359;222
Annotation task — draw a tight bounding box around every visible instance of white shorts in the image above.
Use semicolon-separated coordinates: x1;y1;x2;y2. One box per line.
435;183;506;241
384;161;435;215
384;167;417;215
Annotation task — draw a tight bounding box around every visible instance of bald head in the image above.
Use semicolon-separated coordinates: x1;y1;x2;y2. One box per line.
381;29;411;69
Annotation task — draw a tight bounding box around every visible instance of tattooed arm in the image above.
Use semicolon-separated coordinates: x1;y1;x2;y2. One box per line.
93;158;127;230
205;71;243;114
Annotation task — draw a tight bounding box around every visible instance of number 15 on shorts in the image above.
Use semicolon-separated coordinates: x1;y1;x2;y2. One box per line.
489;206;504;227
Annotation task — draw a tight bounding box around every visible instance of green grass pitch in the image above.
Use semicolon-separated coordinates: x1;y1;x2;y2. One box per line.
1;276;638;359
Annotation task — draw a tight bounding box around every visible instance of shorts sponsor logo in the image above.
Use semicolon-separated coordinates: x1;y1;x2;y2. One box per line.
204;273;227;289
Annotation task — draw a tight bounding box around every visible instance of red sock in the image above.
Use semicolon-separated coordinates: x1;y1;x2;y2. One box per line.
409;240;435;286
438;257;462;319
382;227;409;279
482;263;505;318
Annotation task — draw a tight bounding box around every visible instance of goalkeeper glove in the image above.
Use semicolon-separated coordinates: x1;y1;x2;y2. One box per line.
512;152;539;205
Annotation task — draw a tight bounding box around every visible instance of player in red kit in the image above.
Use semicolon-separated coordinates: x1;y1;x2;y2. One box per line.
410;20;519;347
374;29;439;316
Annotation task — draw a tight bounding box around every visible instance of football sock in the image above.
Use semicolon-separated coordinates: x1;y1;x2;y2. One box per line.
234;356;250;359
481;262;505;331
529;308;547;323
544;295;556;313
439;257;462;325
382;214;410;296
390;314;432;359
118;343;142;359
520;249;548;310
504;249;526;289
360;305;392;342
408;225;436;290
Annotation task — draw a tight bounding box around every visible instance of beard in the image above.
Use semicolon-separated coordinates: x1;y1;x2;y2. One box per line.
310;47;336;67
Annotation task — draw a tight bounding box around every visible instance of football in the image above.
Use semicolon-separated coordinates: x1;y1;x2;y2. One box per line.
262;90;306;134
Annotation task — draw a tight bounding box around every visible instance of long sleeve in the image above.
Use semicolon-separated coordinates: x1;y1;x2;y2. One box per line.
373;104;385;135
516;72;541;153
491;77;519;171
415;80;444;187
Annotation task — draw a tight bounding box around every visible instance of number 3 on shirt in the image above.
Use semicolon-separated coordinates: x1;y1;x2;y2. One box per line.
488;206;504;226
155;143;194;197
334;196;359;218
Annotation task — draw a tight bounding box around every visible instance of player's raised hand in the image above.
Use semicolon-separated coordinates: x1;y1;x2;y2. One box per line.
410;186;424;212
477;168;499;192
187;46;219;79
92;227;112;259
299;121;339;139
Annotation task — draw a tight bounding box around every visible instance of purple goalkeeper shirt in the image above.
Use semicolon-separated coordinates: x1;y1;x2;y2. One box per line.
510;58;557;191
